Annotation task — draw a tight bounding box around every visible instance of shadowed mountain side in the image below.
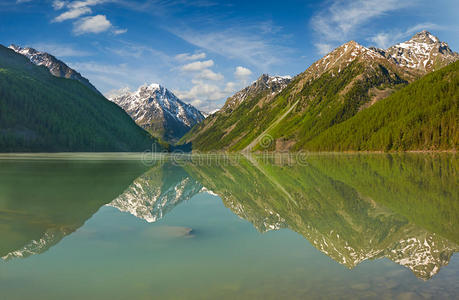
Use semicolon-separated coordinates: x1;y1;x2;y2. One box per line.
0;159;149;260
183;154;459;280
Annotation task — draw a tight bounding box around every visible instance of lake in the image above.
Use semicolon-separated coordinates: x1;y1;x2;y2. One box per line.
0;153;458;299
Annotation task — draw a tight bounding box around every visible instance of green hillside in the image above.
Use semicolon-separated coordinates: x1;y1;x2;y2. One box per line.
181;42;413;152
0;45;163;152
305;61;459;151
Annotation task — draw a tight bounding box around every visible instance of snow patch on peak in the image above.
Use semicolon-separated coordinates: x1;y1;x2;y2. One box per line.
385;31;459;72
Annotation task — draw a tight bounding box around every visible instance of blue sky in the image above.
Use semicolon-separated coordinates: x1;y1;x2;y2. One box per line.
1;0;458;111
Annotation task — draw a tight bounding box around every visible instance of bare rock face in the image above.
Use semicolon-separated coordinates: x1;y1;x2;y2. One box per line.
8;44;101;94
108;84;205;143
384;31;459;74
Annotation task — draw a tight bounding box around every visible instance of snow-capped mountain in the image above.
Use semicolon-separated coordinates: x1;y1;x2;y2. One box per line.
108;84;205;142
8;44;100;94
375;31;459;73
222;74;291;113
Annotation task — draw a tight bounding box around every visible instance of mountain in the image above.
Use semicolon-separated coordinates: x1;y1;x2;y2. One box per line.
183;154;459;280
8;44;100;94
306;61;458;151
0;45;163;152
109;84;205;143
179;74;292;150
181;31;458;152
377;30;459;74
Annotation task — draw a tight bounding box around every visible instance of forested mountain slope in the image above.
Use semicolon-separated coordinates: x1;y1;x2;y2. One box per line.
0;45;162;152
305;61;458;151
181;31;458;152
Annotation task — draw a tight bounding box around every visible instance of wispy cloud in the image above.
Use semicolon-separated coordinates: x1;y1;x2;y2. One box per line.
113;28;128;35
53;6;92;22
74;15;112;35
169;26;291;69
52;0;66;10
311;0;414;53
181;59;214;72
69;60;163;93
31;43;91;57
314;43;334;56
370;23;444;48
175;52;207;61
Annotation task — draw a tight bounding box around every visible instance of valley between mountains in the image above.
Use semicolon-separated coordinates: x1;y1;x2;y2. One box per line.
0;30;457;152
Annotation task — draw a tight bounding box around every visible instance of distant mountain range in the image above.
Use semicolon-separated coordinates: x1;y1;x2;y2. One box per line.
2;30;457;152
108;84;205;143
180;31;459;152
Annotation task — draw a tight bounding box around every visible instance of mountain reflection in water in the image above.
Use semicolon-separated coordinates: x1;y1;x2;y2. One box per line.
0;154;458;281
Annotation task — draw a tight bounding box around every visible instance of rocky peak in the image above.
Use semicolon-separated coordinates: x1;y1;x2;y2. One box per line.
410;30;440;44
303;41;386;80
385;31;459;73
109;83;205;142
8;44;101;94
222;74;291;112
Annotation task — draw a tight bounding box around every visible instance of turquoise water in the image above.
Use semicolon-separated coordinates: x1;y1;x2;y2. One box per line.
0;154;458;299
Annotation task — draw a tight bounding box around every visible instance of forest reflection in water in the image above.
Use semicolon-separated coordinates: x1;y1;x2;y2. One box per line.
0;153;458;299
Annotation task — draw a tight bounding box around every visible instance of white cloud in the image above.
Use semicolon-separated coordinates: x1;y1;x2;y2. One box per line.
311;0;414;53
181;59;214;72
68;61;163;93
315;43;334;55
170;27;290;68
175;80;226;102
175;52;207;61
234;66;252;80
108;42;173;63
31;43;91;57
53;6;92;22
370;33;393;49
113;28;128;35
68;0;108;9
197;69;224;81
224;82;237;93
50;0;123;35
52;0;66;10
74;15;112;35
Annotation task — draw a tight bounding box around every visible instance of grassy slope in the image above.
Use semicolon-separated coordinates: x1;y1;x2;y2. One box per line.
0;45;163;152
304;61;459;151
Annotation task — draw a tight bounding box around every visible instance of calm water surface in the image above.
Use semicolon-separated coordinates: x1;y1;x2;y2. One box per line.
0;153;458;299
